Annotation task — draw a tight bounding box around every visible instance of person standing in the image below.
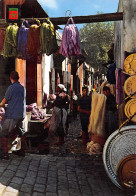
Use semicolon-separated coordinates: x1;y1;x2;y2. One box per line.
78;86;91;145
0;71;26;159
71;90;78;119
48;84;70;145
103;86;117;137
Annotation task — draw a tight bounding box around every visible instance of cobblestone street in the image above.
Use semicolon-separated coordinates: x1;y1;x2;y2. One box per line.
0;115;134;196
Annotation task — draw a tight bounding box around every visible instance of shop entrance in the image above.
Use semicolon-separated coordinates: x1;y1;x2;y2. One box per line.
0;56;15;100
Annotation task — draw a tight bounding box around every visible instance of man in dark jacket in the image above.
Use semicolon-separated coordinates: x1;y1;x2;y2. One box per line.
78;86;91;145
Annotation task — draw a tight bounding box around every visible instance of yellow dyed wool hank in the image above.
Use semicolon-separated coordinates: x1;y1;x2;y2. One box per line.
88;92;107;138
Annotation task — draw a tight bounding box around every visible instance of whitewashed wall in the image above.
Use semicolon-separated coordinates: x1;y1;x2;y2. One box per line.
114;0;124;68
42;54;54;97
115;0;136;68
123;0;136;53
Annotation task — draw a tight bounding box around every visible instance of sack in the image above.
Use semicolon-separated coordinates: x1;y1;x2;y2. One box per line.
56;123;65;137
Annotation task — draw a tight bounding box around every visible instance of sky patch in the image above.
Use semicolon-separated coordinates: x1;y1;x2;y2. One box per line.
38;0;58;9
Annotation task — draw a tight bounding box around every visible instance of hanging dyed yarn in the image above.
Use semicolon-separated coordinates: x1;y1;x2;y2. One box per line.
59;17;82;57
40;18;58;56
26;20;41;57
17;20;30;58
0;29;6;54
2;24;19;57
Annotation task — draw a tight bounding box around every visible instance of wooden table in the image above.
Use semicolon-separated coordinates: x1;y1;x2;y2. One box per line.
25;114;52;151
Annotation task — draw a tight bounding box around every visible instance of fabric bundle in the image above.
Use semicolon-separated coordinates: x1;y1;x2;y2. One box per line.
88;93;107;138
26;20;41;57
115;68;126;105
40;18;58;56
2;19;58;58
17;20;30;58
3;24;19;57
87;93;107;154
0;29;6;54
59;17;81;57
26;103;46;120
87;141;102;155
31;107;46;120
26;103;37;112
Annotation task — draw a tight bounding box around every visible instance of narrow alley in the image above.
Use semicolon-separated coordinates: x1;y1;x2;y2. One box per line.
0;115;133;196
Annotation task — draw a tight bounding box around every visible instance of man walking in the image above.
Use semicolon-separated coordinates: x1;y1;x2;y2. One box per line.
0;71;26;159
78;86;91;145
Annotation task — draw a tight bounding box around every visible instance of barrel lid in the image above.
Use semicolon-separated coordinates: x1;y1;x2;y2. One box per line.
124;53;136;75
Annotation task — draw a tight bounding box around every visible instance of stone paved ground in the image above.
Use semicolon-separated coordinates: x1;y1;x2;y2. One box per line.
0;115;134;196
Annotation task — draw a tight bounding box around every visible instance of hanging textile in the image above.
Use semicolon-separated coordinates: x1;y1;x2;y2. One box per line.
59;17;82;57
0;29;6;54
106;63;116;84
40;18;58;56
88;93;107;138
2;24;19;57
26;20;41;57
115;68;126;105
17;20;30;58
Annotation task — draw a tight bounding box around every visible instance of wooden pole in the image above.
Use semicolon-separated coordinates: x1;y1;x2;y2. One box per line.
50;12;123;25
0;12;123;28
